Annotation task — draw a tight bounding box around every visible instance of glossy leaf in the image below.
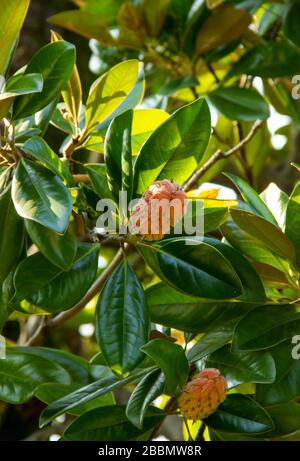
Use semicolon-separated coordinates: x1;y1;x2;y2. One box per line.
104;110;133;202
0;0;30;75
140;339;189;395
0;349;70;404
230;209;296;263
224;173;277;224
256;340;300;406
0;185;25;282
64;405;164;441
205;345;276;389
0;73;43;118
13;41;76;119
131;108;169;155
147;283;254;332
85;60;144;135
134;98;211;195
85;163;113;200
25;220;77;271
138;237;243;299
126;368;165;428
13;346;90;385
205;394;273;434
12;158;72;234
96;261;149;374
221;218;290;274
40;368;150;427
232;305;300;351
23;136;72;183
14;243;98;313
208;87;269;121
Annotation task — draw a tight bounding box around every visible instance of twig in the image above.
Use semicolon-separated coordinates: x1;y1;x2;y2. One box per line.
46;249;123;329
195;422;206;441
25;316;46;346
182;120;264;191
25;249;124;345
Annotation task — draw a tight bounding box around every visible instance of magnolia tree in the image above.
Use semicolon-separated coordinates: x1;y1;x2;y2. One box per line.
1;0;300;442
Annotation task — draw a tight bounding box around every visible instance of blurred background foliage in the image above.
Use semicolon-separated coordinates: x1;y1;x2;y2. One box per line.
2;0;300;440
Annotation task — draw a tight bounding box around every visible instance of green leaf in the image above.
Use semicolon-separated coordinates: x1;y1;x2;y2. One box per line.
35;382;115;415
0;0;30;75
50;30;82;124
227;42;300;79
40;368;151;427
13;41;76;119
205;345;276;389
208;87;269;121
203;236;265;302
134;98;211;195
205;394;273;434
283;3;300;48
131;108;169;155
96;261;149;374
13;346;89;385
14;243;98;313
230;209;296;263
104;109;133;202
285;181;300;264
64;405;164;441
1;73;43;100
126;368;165;428
140;339;189;395
224;173;277;224
256;340;300;406
147;283;254;332
22;136;73;184
196;4;251;55
256;402;300;439
85;60;144;135
25;220;77;271
85;163;113;199
138;237;243;299
221;218;290;274
12;158;72;234
0;73;43;119
187;322;238;363
0;349;71;404
0;185;25;282
232;305;300;351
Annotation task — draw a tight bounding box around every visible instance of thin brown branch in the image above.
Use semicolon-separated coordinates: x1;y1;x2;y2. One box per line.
25;249;124;345
46;249;123;329
183;119;264;191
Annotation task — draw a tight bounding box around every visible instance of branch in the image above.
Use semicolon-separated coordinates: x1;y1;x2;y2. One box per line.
182;120;264;192
25;249;124;345
46;249;123;329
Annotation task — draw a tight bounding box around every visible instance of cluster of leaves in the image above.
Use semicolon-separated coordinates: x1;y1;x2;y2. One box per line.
1;0;300;442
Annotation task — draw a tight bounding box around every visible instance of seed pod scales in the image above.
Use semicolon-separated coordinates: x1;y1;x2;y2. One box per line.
130;180;188;241
178;368;227;421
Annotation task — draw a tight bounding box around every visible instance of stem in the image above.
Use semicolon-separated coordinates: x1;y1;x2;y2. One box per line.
25;249;124;344
46;248;123;328
182;120;264;191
